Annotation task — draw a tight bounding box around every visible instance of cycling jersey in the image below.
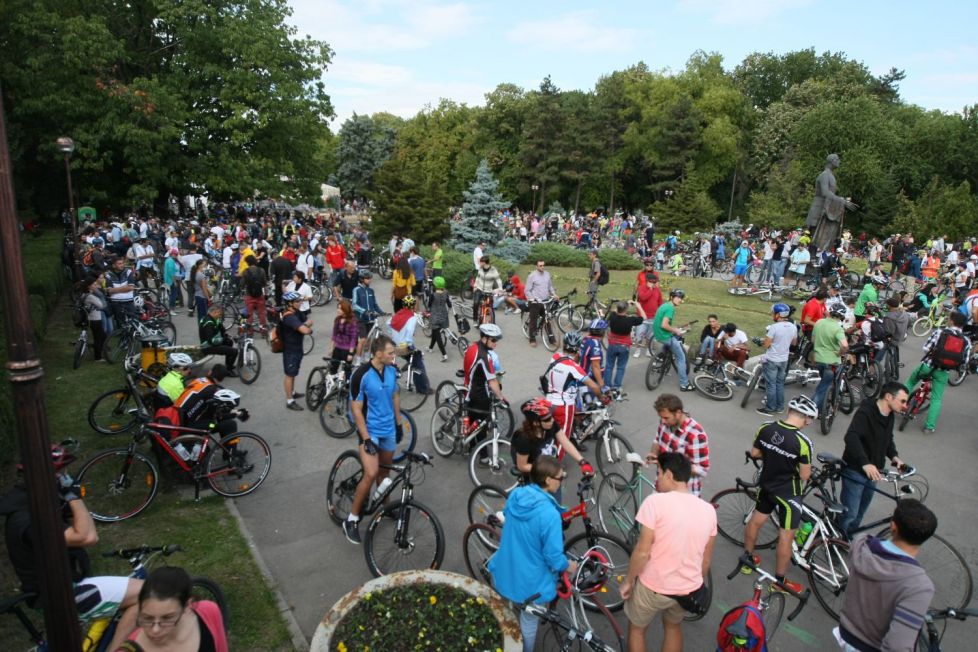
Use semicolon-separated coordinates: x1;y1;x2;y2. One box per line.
175;377;219;425
350;361;397;439
156;370;185;405
580;337;603;381
753;420;813;496
462;341;496;407
543;354;587;406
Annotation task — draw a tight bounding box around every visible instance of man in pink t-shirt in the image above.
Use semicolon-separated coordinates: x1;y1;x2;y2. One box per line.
621;452;717;652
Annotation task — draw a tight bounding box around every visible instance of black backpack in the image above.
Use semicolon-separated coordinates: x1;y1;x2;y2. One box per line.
597;263;610;286
243;267;265;298
72;298;89;328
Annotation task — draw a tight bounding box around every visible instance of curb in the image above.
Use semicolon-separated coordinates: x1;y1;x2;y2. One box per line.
225;499;310;651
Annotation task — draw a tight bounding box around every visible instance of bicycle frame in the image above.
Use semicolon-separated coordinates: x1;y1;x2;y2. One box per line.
138;423;242;500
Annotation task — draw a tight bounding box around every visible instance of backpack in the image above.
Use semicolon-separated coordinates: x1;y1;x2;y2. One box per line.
243;267;265;298
868;318;887;343
539;356;572;394
82;248;95;267
72;298;89;328
716;603;767;652
597;263;610;286
931;329;967;370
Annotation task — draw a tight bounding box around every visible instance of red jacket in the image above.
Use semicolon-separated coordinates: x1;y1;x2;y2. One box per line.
326;244;347;270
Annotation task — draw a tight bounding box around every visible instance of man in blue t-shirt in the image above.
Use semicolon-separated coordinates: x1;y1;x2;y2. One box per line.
343;334;404;545
579;319;607;403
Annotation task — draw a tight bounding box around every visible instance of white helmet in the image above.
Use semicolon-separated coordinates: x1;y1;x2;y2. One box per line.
788;395;819;419
213;388;240;406
133;295;144;309
168;352;193;369
478;323;502;339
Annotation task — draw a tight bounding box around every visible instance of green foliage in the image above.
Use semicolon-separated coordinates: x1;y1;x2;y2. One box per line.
598;248;644;271
335;113;401;199
451;160;509;251
527;242;590;267
366;155;449;243
492;238;531;265
420;246;515;295
890;179;978;241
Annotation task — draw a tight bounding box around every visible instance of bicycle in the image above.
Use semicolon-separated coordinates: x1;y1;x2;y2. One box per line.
521;298;561;350
912;299;954;337
305;361;350;411
818;357;856;435
394;347;432;413
644;323;697;391
76;417;272;521
103;315;177;364
570;397;638;481
326;450;445;577
233;317;262;384
898;377;931;431
917;606;978;651
1;544;227;652
722;554;810;648
693;359;753;401
73;327;89;370
87;359;162;435
846;342;884;401
432;370;515;434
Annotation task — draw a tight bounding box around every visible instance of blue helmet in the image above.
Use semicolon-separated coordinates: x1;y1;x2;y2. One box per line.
282;291;302;303
588;318;608;333
772;302;790;317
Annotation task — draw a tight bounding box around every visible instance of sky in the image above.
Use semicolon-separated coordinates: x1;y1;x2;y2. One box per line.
287;0;978;127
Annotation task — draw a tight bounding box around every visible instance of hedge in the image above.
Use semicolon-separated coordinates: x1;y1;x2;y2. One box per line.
526;242;643;271
420;246;516;295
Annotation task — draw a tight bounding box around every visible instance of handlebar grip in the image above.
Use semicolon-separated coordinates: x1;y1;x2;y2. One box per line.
786;589;810;621
519;592;543;610
102;549;124;558
163;544;184;555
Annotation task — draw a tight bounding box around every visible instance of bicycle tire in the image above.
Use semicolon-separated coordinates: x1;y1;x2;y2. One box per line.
319;388;356;438
235;340;260;385
303;332;315;356
596;472;638;545
542;317;559;351
898;394;920;432
103;331;130;364
740;366;762;408
392;411;417;463
88;387;141;435
806;537;851;620
462;522;499;586
304;367;329;410
877;529;972;610
364;499;445;577
190;576;229;631
396;364;429;413
838;376;855;415
158;320;177;346
467;483;508;529
76;448;159;522
693;371;734;401
644;353;667;391
539;604;623;652
326;450;362;525
948;366;967;387
594;431;637;483
468;439;516;489
898;473;930;501
521;311;531;338
563;531;631;612
497;402;515;439
820;376;842;435
912;316;934;338
709;487;779;549
456;335;469;358
73;335;86;370
435;380;461;408
430;404;460;457
762;590;786;642
206;432;272;498
557;305;585;332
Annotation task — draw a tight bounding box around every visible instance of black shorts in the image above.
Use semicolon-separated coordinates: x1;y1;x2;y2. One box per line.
755;488;802;530
357;321;373;338
282;349;303;377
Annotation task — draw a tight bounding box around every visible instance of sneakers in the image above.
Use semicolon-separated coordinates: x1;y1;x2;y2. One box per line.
633;349;642;358
441;354;448;363
679;383;695;392
529;340;538;348
923;426;936;433
772;578;805;595
292;392;305;399
756;407;778;416
740;554;761;575
342;519;362;545
286;401;304;411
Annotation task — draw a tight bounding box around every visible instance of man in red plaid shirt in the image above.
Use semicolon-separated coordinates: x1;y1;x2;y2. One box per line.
645;393;710;496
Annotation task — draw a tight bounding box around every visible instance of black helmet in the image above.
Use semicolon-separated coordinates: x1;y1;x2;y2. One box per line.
669;289;685;299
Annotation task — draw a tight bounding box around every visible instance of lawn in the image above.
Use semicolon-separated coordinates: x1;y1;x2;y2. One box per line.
0;303;294;651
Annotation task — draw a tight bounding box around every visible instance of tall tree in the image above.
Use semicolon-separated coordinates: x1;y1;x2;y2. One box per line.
366;155;449;242
519;76;565;213
334;113;400;199
451;159;509;252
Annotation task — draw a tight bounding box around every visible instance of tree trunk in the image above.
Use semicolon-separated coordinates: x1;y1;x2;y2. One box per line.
727;168;737;223
608;169;616;216
574;178;582;216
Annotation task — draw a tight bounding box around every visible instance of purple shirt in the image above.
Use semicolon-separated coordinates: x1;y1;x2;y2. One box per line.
331;316;358;351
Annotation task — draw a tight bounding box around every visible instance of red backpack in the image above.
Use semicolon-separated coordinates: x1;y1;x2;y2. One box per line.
931;329;967;370
716;603;767;652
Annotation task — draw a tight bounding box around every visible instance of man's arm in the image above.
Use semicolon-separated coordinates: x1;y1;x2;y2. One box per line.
880;584;935;651
620;524;654;601
64;499;98;547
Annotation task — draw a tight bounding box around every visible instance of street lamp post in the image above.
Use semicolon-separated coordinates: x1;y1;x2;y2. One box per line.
531;184;539;214
56;136;79;279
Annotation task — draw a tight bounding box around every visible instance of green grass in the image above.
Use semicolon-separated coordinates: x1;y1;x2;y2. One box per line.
0;304;294;651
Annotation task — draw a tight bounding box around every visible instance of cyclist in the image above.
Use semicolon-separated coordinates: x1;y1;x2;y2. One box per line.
387;294;432;395
472;256;502;322
811;303;849;413
156;352;194;408
543;332;607;455
523;260;558;348
587;248;601;299
0;446;142;652
351;271;382;359
512;398;592;502
905;310;971;433
280;291;313;412
800;287;828;340
651;289;694;391
742;395;817;594
462;323;508;464
856;302;889;366
757;303;798;416
198;304;239;377
175;370;247;438
646;393;710;496
715;322;750;368
344;335;405;545
854;275;885;323
580;318;607;397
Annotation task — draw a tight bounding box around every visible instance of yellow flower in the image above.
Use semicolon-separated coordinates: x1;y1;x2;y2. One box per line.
476;597;486;605
337;643;347;652
429;595;437;605
364;592;372;600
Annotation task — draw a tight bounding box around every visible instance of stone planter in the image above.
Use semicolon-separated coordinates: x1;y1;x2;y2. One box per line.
311;569;521;652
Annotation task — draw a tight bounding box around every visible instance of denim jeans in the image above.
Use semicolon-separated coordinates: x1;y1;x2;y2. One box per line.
664;336;689;386
604;343;630;389
839;468;877;536
635;318;656;343
520;609;541;652
763;359;789;412
771;259;787;285
759;259;773;284
812;362;836;413
698;336;716;359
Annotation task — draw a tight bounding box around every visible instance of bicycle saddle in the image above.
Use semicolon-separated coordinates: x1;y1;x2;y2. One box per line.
821;496;848;515
139;333;170;344
816;452;844;466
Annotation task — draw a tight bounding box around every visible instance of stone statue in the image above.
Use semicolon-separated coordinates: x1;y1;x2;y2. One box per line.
805;153;857;252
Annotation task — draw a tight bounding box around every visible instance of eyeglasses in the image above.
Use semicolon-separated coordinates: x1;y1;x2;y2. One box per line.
136;612;183;629
550;471;567;482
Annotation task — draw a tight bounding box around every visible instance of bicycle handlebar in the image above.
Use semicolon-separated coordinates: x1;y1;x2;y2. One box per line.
727;554;810;621
927;607;978;621
102;544;184;559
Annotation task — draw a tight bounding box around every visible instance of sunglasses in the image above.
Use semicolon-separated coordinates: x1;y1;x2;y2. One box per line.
540;415;555;422
488;337;501;343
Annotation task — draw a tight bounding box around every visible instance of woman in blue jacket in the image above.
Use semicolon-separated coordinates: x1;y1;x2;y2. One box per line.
488;455;576;651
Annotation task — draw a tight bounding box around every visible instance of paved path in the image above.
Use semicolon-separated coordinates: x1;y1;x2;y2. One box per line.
221;279;976;650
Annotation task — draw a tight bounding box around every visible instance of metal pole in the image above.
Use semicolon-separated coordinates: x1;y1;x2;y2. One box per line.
0;85;84;650
63;153;81;280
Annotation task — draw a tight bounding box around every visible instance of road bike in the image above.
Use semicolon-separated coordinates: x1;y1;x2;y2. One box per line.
916;607;978;651
644;324;696;391
721;554;810;648
1;544;227;652
76;417;272;521
326;450;445;577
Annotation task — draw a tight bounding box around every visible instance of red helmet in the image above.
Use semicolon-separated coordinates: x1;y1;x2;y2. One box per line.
521;397;554;421
16;442;77;474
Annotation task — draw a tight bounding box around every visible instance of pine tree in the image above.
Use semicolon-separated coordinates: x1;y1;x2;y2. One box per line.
451;160;509;252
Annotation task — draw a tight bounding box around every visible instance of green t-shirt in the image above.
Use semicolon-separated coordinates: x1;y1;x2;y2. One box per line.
432;248;443;270
812;318;845;364
652;302;676;343
854;284;877;317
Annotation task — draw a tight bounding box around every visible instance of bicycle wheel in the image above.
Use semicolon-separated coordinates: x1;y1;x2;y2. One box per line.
326;450;362;525
838;376;855;415
430;405;461;457
190;577;229;631
319;388;356;438
806;537;851;620
762;590;786;642
468;439;516;489
396;364;429;413
948;365;968;387
364;499;445;577
103;331;130;364
709;487;778;549
683;570;713;623
73;335;86;370
496;402;515;439
542;317;559;351
238;341;261;385
76;448;159;522
877;529;972;609
88;388;141;435
462;523;499;586
521;311;531;338
644;353;667;391
564;531;631;612
898;394;920;432
557;305;584;333
206;432;272;498
303;333;315;356
820;382;839;435
596;472;638;545
740;366;762;408
594;431;637;483
859;360;883;400
219;304;239;330
158;320;177;345
898;473;930;502
467;483;508;527
435;380;461;408
456;336;469;358
693;371;734;401
305;367;329;411
392;411;417;463
912;317;934;338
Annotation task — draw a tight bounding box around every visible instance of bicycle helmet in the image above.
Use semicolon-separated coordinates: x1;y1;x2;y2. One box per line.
869;274;887;286
478;323;502;340
575;549;611;595
133;295;144;309
359;270;373;280
669;288;685;299
828;304;847;319
401;294;416;308
562;331;584;352
521;397;554;421
213;388;241;407
282;291;302;303
168;352;193;369
788;395;819;419
772;302;791;317
587;318;608;334
864;301;882;316
432;276;446;289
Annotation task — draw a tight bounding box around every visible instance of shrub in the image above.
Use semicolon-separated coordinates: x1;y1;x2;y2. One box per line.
526;242;589;267
492;238;530;265
419;246;515;295
598;248;643;271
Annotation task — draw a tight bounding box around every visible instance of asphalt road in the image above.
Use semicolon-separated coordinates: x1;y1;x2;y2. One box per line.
224;278;976;651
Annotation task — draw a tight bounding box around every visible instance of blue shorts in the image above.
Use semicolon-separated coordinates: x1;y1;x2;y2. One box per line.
283;350;303;377
734;263;748;276
370;434;396;452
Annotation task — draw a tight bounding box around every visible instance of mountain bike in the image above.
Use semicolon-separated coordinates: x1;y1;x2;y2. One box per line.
846;342;884;401
1;544;227;652
570;397;638;482
645;324;696;391
819;358;856;435
898;377;932;431
76;418;272;521
395;347;432;413
912;300;954;337
917;607;978;651
722;554;810;648
103;316;177;364
87;361;161;435
947;343;978;387
693;359;753;401
317;375;419;460
306;362;350;411
233;317;262;384
326;450;445;577
521;299;561;350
